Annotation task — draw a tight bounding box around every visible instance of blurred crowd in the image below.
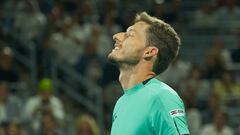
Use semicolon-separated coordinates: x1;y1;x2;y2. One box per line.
0;0;240;135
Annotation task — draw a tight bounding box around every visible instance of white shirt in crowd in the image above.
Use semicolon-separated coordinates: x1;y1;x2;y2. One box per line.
200;124;234;135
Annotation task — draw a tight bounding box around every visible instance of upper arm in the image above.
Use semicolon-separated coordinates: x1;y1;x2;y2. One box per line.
150;96;190;135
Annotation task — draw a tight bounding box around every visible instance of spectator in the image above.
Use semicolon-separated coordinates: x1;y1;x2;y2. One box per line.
48;16;85;65
200;110;234;135
75;41;104;84
158;57;191;90
23;78;65;132
182;94;201;135
5;120;28;135
79;1;99;24
163;0;182;25
1;0;22;33
193;2;217;27
213;70;240;105
150;2;165;20
0;47;19;92
101;13;122;40
75;114;100;135
179;66;211;108
150;0;182;25
13;0;47;43
202;94;221;124
45;3;64;32
35;111;64;135
99;0;120;26
203;39;226;80
222;32;240;70
215;0;240;30
102;82;122;132
0;82;22;123
89;24;113;59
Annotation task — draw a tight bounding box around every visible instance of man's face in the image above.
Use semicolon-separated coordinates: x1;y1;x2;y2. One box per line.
108;21;150;66
0;54;13;70
40;91;51;103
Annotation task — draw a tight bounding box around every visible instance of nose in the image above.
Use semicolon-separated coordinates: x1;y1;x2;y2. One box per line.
113;32;125;42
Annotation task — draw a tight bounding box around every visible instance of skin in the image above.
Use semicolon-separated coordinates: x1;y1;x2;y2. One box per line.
77;122;93;135
0;53;13;71
0;84;8;102
108;21;158;90
214;111;226;132
6;123;22;135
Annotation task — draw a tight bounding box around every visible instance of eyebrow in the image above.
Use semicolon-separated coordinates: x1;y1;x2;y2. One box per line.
126;27;136;33
126;28;137;35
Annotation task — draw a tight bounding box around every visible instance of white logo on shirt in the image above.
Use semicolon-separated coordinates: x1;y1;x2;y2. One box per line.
170;109;185;117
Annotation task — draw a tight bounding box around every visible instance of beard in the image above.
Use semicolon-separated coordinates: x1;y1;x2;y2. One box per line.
107;52;141;68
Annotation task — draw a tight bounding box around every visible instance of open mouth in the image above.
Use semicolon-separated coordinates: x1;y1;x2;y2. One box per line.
113;46;120;50
113;43;122;51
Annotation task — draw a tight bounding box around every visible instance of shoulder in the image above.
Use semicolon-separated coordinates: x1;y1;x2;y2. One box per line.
145;78;181;102
50;96;63;104
24;96;41;108
113;94;125;111
27;96;40;103
144;79;184;113
8;95;20;101
201;124;214;131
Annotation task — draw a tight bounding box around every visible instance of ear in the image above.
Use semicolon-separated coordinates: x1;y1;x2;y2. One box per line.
143;47;158;59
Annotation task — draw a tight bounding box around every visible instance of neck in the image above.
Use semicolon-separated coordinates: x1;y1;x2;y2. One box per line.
119;63;155;90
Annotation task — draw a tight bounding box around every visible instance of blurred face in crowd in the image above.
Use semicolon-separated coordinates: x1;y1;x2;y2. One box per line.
190;67;201;80
6;122;22;135
153;3;164;17
221;71;233;84
77;121;93;135
0;83;8;102
108;21;150;67
208;94;220;111
40;91;51;103
214;111;226;131
0;52;13;71
76;114;100;135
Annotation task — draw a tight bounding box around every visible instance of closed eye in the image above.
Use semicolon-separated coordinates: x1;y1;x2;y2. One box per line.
126;31;134;37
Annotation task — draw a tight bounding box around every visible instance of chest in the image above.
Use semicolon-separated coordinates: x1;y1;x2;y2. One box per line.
111;95;154;135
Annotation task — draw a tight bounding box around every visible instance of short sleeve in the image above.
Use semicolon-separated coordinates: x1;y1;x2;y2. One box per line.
150;97;190;135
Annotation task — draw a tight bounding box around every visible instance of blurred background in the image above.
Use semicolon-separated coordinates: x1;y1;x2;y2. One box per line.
0;0;240;135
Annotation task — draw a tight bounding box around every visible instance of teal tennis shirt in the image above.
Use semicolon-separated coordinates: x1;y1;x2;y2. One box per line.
111;78;190;135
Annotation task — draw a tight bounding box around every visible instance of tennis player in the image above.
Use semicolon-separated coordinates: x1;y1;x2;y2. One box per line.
108;12;190;135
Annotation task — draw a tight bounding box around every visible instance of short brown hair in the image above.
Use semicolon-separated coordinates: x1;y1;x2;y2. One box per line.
135;12;181;74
